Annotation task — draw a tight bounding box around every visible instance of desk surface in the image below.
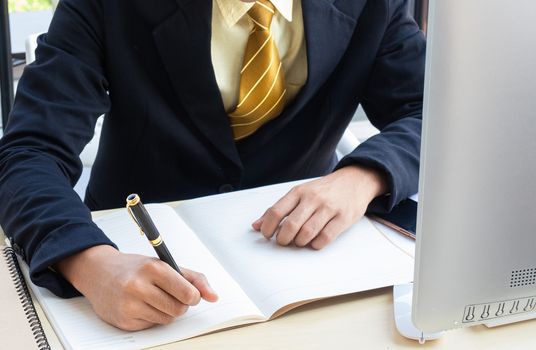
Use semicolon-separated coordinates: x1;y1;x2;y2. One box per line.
3;213;536;349
32;280;536;350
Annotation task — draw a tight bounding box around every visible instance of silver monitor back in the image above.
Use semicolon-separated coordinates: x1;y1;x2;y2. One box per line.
412;0;536;332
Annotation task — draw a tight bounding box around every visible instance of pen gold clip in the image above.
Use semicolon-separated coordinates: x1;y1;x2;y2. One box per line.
126;194;145;236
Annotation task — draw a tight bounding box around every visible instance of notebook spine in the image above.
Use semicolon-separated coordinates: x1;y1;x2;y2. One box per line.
3;247;51;350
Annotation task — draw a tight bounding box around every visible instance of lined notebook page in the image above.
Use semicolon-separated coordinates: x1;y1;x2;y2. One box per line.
0;246;40;350
176;180;415;317
25;205;263;350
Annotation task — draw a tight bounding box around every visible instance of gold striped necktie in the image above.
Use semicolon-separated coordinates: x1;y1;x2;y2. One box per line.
229;0;287;141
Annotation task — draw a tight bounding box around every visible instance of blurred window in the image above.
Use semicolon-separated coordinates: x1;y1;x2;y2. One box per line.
8;0;52;12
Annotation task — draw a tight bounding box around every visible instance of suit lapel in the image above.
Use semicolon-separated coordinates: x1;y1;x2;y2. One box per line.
152;0;242;168
238;0;366;152
297;0;363;112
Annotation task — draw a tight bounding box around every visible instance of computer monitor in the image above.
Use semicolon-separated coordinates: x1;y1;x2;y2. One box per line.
412;0;536;332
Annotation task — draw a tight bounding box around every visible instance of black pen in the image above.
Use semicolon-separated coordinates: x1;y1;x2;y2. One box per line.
126;194;183;275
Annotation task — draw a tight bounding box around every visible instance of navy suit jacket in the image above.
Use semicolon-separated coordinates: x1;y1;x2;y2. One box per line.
0;0;425;297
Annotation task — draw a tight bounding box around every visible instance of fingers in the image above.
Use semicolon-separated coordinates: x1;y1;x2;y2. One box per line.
118;268;218;330
275;202;315;246
138;284;189;318
78;250;220;331
181;268;219;302
115;262;218;330
136;266;219;322
116;318;154;332
252;177;364;249
293;208;333;247
255;188;300;239
310;215;348;250
114;301;176;331
149;261;202;306
137;302;176;325
253;184;341;247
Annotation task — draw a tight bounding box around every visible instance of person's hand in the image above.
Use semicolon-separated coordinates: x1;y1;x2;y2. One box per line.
56;245;218;331
252;165;388;249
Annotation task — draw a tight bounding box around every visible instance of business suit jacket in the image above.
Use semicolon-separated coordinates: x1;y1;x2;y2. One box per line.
0;0;425;297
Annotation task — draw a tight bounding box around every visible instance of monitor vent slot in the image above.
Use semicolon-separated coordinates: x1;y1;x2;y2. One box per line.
510;268;536;288
463;296;536;324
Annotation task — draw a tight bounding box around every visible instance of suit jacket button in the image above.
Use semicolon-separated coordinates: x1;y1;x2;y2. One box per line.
219;184;234;193
12;243;25;260
12;243;21;253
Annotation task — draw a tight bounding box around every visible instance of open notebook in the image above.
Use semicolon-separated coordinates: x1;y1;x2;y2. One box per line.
24;180;414;350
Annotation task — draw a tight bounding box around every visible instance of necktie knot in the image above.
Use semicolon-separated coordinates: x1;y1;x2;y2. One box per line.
248;0;275;30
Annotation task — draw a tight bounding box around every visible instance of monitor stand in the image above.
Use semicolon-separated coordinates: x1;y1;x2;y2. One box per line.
393;283;444;343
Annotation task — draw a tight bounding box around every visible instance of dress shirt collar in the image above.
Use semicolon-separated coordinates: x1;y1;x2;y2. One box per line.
215;0;293;28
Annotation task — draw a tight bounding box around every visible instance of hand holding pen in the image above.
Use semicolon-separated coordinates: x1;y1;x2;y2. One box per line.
54;194;218;332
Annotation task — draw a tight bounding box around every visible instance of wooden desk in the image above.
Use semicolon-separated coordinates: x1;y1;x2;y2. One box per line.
3;214;536;349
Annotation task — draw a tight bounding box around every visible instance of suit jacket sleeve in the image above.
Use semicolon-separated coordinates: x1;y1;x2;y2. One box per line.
0;0;114;297
335;0;426;213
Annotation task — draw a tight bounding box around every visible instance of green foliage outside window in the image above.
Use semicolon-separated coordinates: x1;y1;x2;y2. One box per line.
8;0;53;12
